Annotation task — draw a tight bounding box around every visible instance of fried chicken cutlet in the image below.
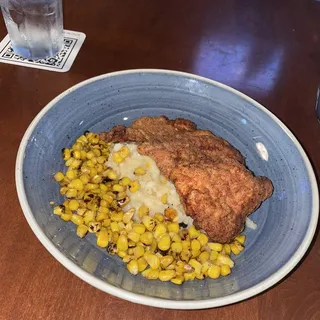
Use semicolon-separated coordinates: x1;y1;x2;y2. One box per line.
100;116;273;243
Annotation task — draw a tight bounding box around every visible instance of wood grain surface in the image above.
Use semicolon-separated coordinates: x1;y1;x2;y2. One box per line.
0;1;319;319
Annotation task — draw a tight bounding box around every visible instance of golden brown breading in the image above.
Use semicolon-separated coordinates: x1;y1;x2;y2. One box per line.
100;116;273;243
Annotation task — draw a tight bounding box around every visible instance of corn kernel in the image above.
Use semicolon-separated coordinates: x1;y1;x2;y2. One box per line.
198;251;210;264
210;250;219;262
127;259;139;275
223;244;231;255
154;223;167;239
235;235;246;245
54;172;64;182
184;272;196;281
117;235;128;252
207;242;223;252
188;226;200;239
113;184;124;192
132;224;146;235
221;264;231;276
208;265;221;279
138;205;149;218
97;230;109;248
76;224;88;238
134;167;146;176
191;239;201;252
129;180;140;193
69;199;79;211
140;232;153;245
110;222;120;232
71;214;84;225
118;146;130;158
106;170;118;180
128;231;140;243
160;193;168;204
133;245;145;258
171;276;184;285
145;254;160;270
216;254;234;268
167;223;179;234
53;205;64;216
120;177;131;186
197;233;209;247
61;212;72;221
160;255;174;269
154;213;164;222
137;257;148;272
189;259;202;274
65;188;77;198
142;216;156;231
112;152;124;163
88;221;101;233
164;208;178;221
123;208;135;224
159;270;176;282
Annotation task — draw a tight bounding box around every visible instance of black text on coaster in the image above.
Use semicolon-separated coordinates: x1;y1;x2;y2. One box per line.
0;30;86;72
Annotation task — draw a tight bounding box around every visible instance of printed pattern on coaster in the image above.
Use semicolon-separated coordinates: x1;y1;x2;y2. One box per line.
0;30;86;72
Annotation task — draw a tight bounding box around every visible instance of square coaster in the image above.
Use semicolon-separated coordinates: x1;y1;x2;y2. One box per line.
0;30;86;72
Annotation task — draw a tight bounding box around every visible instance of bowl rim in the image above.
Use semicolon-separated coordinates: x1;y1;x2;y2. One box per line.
15;69;319;309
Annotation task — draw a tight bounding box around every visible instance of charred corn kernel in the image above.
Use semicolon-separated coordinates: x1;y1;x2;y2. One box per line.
201;261;211;274
133;245;145;258
123;208;135;224
76;208;86;216
145;254;160;270
160;193;168;204
158;234;171;251
117;235;128;252
96;211;108;222
137;257;148;272
97;230;109;248
197;233;209;247
119;146;130;158
80;174;90;184
230;243;241;255
62;148;71;160
223;244;231;255
138;205;149;218
171;276;184;285
132;224;146;235
216;254;234;268
191;239;201;252
111;212;124;222
182;240;191;250
53;205;65;216
110;221;120;232
160;255;174;269
69;179;84;191
65;157;74;167
70;159;82;169
235;235;246;245
180;250;191;262
188;226;200;239
184;272;196;281
88;221;101;233
154;213;164;222
159;270;176;282
142;216;156;231
54;172;64;182
107;170;118;180
154;223;167;238
208;265;221;279
189;259;202;274
142;269;159;280
76;224;88;238
102;218;111;227
61;212;72;221
120;177;131;186
60;186;68;195
127;259;139;275
140;232;153;245
198;251;210;264
129;180;140;193
112;184;124;192
69;199;79;211
210;250;219;262
66;188;77;198
221;264;231;276
134;167;146;175
112;152;124;163
71;214;84;225
208;242;223;252
167;223;179;234
164;208;178;221
128;231;140;243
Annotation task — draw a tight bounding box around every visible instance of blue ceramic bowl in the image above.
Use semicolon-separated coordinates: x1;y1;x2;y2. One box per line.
16;70;319;309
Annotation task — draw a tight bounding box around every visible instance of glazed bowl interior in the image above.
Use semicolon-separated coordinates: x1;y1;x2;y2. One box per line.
16;70;318;309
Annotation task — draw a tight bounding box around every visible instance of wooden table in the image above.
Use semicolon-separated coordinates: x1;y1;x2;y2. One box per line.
1;1;319;319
